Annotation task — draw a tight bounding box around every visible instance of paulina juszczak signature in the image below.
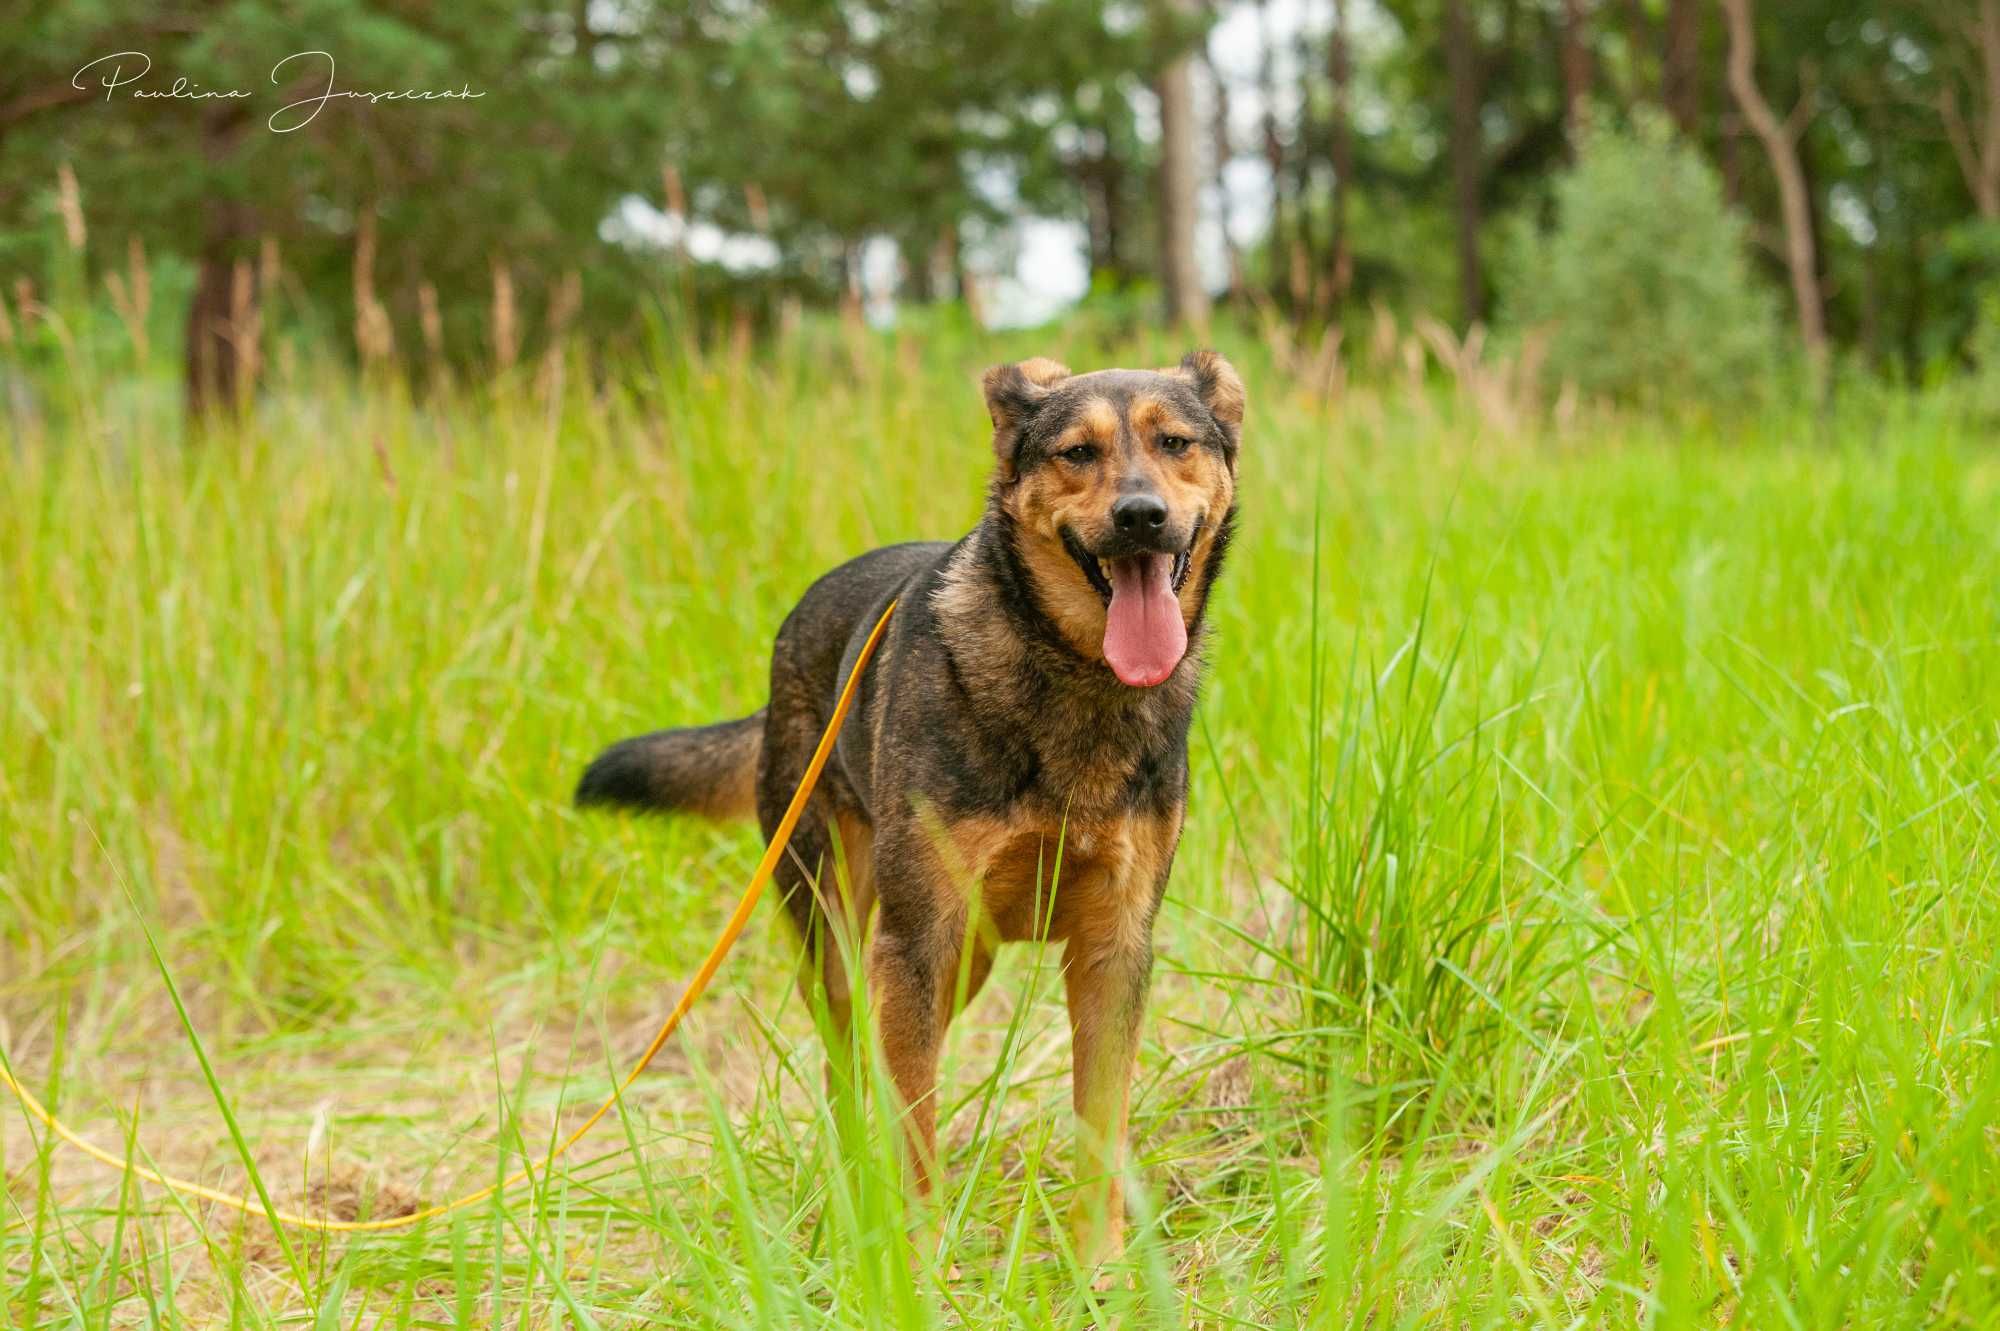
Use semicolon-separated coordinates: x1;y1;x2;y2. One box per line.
72;51;483;133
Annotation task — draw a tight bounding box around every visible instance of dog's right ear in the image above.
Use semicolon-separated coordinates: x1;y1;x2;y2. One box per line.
982;357;1069;479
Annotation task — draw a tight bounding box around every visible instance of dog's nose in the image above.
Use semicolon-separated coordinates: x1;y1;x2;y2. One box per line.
1112;493;1168;535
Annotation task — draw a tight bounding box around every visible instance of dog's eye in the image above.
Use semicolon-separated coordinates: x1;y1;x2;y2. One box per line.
1159;435;1191;455
1060;444;1097;465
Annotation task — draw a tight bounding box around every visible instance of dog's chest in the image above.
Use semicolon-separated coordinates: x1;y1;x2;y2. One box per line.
1007;688;1186;814
947;805;1182;944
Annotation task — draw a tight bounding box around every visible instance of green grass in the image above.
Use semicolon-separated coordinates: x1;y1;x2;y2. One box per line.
3;326;1998;1327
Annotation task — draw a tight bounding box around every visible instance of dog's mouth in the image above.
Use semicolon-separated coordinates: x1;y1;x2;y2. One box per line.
1060;522;1200;603
1059;522;1200;689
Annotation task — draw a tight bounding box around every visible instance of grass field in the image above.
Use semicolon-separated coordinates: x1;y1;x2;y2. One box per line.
3;326;1998;1328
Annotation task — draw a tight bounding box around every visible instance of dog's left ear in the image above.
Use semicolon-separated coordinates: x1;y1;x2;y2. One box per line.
1170;349;1245;442
982;357;1070;479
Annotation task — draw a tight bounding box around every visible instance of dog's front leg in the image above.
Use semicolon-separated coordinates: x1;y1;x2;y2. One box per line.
867;827;994;1200
1062;928;1152;1269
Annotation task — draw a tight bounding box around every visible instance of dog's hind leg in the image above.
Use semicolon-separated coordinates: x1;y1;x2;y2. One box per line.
754;696;875;1083
824;810;878;1000
804;809;877;1099
761;802;852;1032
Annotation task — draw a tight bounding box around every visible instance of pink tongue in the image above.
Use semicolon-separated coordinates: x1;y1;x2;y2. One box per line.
1102;554;1187;688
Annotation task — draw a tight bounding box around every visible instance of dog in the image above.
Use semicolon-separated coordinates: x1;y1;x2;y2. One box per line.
576;350;1244;1265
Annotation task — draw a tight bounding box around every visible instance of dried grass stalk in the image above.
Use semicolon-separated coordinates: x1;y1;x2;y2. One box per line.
56;164;86;254
353;214;396;365
490;259;517;375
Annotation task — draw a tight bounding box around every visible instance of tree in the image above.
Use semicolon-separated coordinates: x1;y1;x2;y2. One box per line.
1933;0;2000;218
1721;0;1827;365
2;2;678;412
1327;0;1357;306
1560;0;1593;151
1663;0;1702;136
1202;45;1246;299
1;1;1164;409
1444;0;1486;323
1155;0;1210;326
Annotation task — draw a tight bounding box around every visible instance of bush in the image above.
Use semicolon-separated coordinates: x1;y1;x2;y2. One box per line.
1501;115;1780;409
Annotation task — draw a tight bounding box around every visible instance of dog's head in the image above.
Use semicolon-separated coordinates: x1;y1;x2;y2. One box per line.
982;351;1244;688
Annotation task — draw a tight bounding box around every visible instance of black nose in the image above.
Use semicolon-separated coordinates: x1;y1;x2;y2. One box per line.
1112;493;1168;535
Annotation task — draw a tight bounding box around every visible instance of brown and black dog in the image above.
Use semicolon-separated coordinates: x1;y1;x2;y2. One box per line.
577;351;1244;1264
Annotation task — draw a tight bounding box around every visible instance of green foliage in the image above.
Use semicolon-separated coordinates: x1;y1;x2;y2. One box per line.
1;1;682;359
1501;118;1780;408
4;333;1999;1324
0;1;1169;375
8;2;1999;401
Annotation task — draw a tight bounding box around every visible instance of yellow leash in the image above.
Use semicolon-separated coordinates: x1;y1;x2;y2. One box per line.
0;601;895;1234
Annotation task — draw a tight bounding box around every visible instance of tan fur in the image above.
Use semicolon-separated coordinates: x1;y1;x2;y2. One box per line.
1126;393;1202;442
1016;357;1073;388
1002;450;1122;656
931;807;1176;942
1166;349;1246;426
999;387;1237;667
704;755;760;819
1066;396;1121;444
825;809;877;1013
832;808;877;928
1017;524;1115;658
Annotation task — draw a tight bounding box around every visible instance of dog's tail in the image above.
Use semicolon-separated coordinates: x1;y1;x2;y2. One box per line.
574;710;764;821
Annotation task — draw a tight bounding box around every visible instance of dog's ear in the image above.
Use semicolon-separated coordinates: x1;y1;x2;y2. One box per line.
1169;349;1245;437
981;357;1070;478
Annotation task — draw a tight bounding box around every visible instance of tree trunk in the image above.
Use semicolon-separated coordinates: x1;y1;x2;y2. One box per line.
1721;109;1742;205
1662;0;1700;136
951;222;986;326
1982;0;2000;216
1901;223;1925;383
1076;136;1125;284
1202;49;1246;300
183;105;255;420
1443;0;1485;326
1100;151;1131;284
1560;0;1592;153
1327;0;1355;308
1938;0;2000;218
1258;0;1288;307
572;0;599;67
184;251;238;417
1155;5;1209;328
1720;0;1826;363
905;237;937;304
1291;21;1318;308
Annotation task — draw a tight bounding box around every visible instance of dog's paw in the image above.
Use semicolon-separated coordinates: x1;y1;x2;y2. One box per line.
907;1215;962;1284
1067;1195;1126;1274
